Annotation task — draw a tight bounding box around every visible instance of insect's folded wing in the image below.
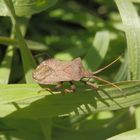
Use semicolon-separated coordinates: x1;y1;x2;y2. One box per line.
37;71;72;84
55;62;71;71
45;59;71;71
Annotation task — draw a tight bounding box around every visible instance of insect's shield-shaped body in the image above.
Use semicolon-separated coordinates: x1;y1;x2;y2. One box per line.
32;58;93;85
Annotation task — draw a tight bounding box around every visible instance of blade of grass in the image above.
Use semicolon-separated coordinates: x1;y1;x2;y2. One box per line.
115;0;140;80
114;51;128;81
0;36;17;46
39;118;52;140
55;46;87;60
0;84;46;105
0;16;29;84
54;33;92;60
0;25;15;84
107;129;140;140
0;118;44;140
2;0;36;83
135;106;140;129
0;45;13;84
82;31;110;71
49;1;103;32
0;81;140;118
0;37;48;51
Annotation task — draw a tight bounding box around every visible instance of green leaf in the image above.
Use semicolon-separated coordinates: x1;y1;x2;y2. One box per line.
0;46;14;84
114;51;128;82
82;31;110;71
107;129;140;140
39;118;52;140
54;33;92;60
0;81;140;118
0;84;44;105
0;26;15;84
0;0;57;17
0;36;17;46
0;118;44;140
115;0;140;80
135;106;140;128
48;1;103;32
55;46;87;60
3;0;36;83
26;40;48;51
0;37;48;51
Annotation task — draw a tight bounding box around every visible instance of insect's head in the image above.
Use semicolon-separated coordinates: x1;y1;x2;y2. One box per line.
32;64;53;81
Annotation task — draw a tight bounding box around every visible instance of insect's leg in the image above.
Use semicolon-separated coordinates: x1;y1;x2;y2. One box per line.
81;78;92;86
64;81;76;93
86;81;99;90
44;82;63;92
70;81;76;92
92;75;122;91
53;82;63;91
38;87;54;94
38;82;63;93
80;79;99;90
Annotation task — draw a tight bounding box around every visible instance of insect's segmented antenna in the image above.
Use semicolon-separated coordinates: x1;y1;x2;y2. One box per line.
92;75;122;91
93;56;121;75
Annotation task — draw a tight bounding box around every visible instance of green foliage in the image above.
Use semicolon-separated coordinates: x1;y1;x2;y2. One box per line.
107;129;140;140
0;0;58;16
0;0;140;139
115;0;140;80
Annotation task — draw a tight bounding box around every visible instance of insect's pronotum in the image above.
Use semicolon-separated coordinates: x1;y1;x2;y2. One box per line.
32;57;121;93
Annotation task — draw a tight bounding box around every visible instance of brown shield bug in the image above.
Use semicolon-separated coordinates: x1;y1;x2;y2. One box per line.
32;57;121;93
